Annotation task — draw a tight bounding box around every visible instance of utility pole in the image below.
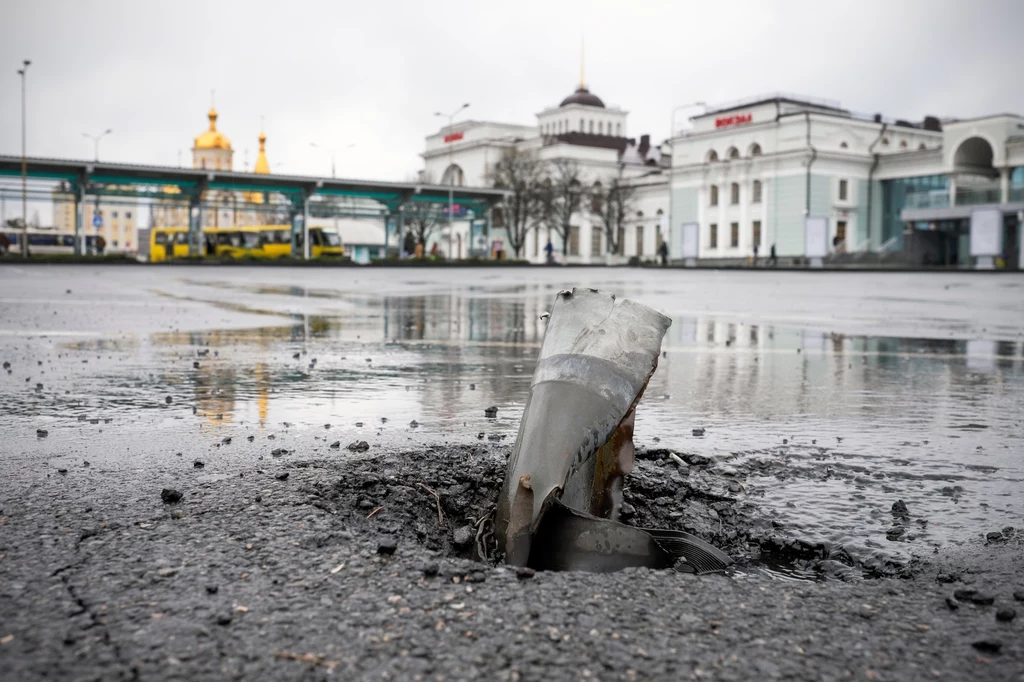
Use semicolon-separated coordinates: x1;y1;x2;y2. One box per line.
435;103;470;259
17;59;30;256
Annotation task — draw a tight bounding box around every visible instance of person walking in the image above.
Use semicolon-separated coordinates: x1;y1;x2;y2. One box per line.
768;243;777;267
753;243;759;267
544;239;555;265
658;240;669;266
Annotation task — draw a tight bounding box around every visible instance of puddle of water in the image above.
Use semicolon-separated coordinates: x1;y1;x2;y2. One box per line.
1;266;1022;580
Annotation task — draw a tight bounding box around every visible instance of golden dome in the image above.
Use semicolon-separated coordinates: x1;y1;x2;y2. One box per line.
253;131;270;175
194;107;232;150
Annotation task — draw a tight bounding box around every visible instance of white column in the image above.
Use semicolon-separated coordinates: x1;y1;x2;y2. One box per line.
948;176;957;207
1000;167;1010;204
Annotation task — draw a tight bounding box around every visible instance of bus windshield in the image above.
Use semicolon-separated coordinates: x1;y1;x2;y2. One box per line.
322;231;341;247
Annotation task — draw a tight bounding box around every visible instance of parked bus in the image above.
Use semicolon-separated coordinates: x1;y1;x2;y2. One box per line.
0;230;98;256
145;225;343;262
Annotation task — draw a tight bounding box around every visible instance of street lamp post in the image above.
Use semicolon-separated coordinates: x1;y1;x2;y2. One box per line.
435;103;470;259
17;59;30;257
82;129;113;161
666;101;706;264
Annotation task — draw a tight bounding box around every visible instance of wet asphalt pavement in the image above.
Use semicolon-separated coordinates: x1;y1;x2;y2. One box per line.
1;264;1023;680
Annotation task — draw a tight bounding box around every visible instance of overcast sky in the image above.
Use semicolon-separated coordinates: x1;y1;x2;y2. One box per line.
2;0;1022;182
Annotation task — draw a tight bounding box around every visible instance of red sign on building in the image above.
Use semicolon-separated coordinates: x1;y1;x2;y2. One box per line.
714;113;753;129
443;131;464;143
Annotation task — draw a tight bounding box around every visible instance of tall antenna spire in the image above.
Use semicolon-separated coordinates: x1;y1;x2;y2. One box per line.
210;89;215;108
579;34;585;90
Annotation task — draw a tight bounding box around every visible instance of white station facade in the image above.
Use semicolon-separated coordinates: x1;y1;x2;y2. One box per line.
423;88;1024;268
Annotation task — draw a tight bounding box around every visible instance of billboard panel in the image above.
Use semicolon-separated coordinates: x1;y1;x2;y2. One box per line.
681;222;700;258
970;208;1002;257
804;216;828;258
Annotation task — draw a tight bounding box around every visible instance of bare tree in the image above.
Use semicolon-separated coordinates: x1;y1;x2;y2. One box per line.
590;171;639;256
401;199;444;250
489;148;544;258
537;158;584;261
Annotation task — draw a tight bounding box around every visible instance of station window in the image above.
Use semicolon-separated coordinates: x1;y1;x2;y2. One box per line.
709;185;719;206
840;141;848;149
580;118;584;132
126;211;132;219
752;180;762;203
707;149;719;163
730;222;739;247
112;211;118;218
709;223;718;248
839;179;848;201
636;224;644;256
599;121;604;135
749;143;762;157
616;123;621;136
589;120;594;133
590;227;602;255
730;183;740;204
752;220;762;248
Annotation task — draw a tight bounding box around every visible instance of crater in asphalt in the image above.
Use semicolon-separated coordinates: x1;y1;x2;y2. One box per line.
305;445;916;582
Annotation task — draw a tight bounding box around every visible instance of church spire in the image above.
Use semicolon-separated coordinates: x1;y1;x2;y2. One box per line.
579;34;585;90
254;120;270;175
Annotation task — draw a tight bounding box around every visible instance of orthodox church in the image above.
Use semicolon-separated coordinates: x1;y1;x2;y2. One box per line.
152;107;274;229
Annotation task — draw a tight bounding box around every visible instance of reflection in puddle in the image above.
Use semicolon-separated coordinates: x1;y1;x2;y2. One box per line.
2;270;1023;581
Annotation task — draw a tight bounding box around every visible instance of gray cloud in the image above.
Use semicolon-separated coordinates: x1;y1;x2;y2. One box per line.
2;0;1022;182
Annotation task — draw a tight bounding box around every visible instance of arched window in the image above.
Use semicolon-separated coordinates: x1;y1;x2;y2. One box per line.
441;164;465;187
840;141;849;149
599;121;604;135
589;120;594;133
918;143;927;151
706;149;719;163
752;180;762;203
590;181;603;213
709;185;719;206
749;143;762;157
730;182;740;204
616;123;621;136
881;137;890;146
636;210;644;219
580;118;584;131
899;140;908;149
727;147;740;160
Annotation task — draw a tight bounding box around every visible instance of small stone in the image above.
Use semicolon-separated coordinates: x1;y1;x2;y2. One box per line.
477;432;485;440
205;585;219;594
469;384;475;390
221;437;231;445
36;429;48;438
355;422;364;427
515;567;536;580
292;352;300;360
215;613;232;626
1013;590;1024;602
692;428;705;437
422;563;439;577
324;424;331;430
57;468;68;475
944;597;959;610
971;640;1001;654
193;361;200;369
377;537;398;555
409;420;419;429
953;588;977;601
484;406;498;418
193;460;204;469
161;488;183;504
782;438;788;444
329;441;341;449
620;502;636;518
165;396;173;404
247;435;254;442
452;526;474;547
968;593;995;606
996;608;1016;622
886;526;904;540
157;567;177;578
346;440;370;452
891;500;909;516
275;472;289;481
82;461;90;467
464;571;486;583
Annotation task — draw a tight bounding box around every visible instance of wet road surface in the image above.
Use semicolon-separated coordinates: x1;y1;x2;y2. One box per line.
3;265;1022;571
1;264;1023;680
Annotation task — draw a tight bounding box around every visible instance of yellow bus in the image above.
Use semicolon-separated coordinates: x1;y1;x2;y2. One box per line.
147;225;343;261
148;228;190;262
